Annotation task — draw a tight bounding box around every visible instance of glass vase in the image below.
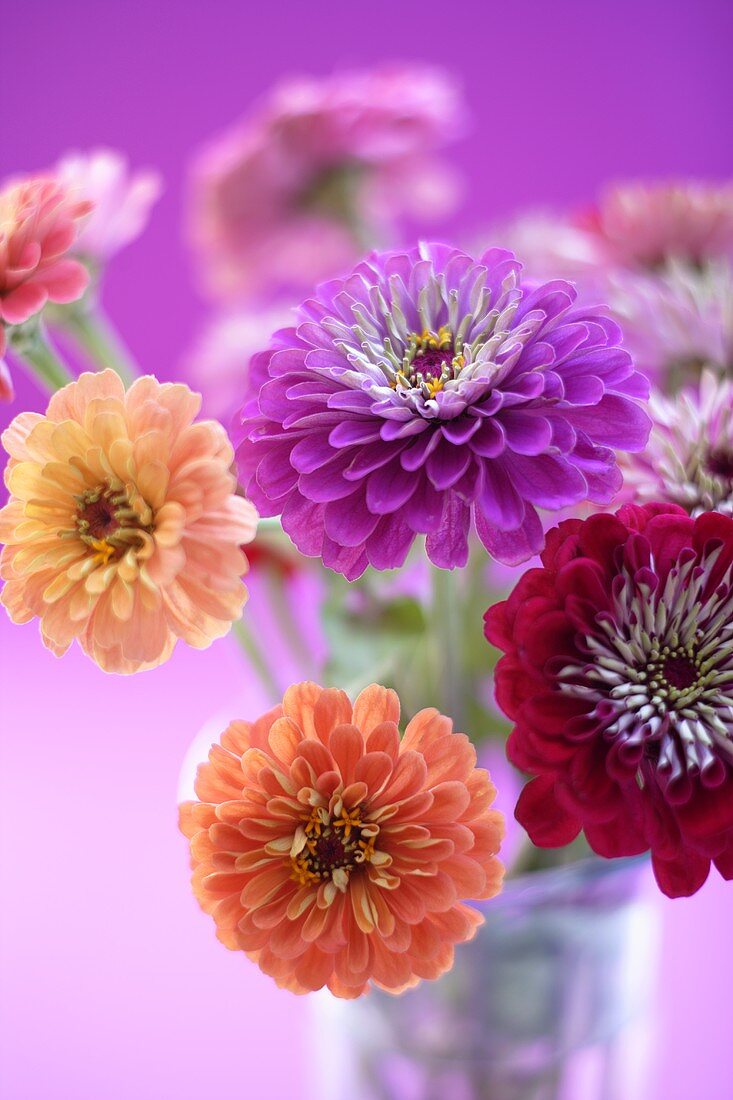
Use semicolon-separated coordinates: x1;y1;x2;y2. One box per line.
312;856;658;1100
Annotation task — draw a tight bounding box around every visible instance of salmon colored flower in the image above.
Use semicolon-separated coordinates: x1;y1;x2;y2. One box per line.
0;370;257;673
179;682;504;998
0;176;91;356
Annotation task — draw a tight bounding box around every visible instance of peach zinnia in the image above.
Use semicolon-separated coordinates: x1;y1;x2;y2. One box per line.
0;370;257;673
179;682;505;998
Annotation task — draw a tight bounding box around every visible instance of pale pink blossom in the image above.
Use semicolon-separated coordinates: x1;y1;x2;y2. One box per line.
56;148;162;263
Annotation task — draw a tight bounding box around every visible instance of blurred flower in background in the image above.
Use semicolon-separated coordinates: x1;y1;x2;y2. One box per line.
622;368;733;515
184;305;291;422
187;64;464;303
579;180;733;269
494;180;733;391
56;148;162;269
179;680;504;997
0;370;257;673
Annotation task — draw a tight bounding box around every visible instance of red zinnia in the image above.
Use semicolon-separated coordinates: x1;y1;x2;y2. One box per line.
485;503;733;898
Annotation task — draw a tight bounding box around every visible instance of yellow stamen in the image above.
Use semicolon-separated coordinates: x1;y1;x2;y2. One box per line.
333;806;362;841
290;855;320;887
90;538;115;567
304;807;324;837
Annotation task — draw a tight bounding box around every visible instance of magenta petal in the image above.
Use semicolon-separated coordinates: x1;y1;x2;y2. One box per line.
322;535;370;580
477;462;525;530
365;515;415;571
323;490;381;547
298;452;356;502
425;496;470;568
504;453;587;510
255;444;299;500
365;462;417;514
281;495;326;557
475;503;544;566
426;440;471;490
565;394;651;451
290;434;337;473
403;478;445;533
498;410;553;455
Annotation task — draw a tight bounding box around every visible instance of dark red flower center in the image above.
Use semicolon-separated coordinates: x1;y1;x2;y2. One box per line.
662;654;700;691
393;325;466;395
314;833;348;869
290;805;377;887
414;347;456;379
77;496;119;540
73;483;152;564
705;447;733;482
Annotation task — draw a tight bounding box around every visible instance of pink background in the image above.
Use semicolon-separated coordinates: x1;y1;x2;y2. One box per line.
2;2;733;1097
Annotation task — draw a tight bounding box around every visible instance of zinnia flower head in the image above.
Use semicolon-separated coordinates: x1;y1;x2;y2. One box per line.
189;65;463;300
235;242;650;578
608;259;733;388
179;681;504;997
0;176;91;356
581;180;733;270
56;147;162;263
0;370;257;673
485;503;733;898
623;371;733;516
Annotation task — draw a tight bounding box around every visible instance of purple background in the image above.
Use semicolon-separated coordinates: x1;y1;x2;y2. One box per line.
2;2;733;1097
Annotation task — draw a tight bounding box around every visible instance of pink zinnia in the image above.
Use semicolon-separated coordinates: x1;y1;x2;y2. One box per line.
0;176;91;356
0;370;257;673
179;682;504;997
188;65;463;300
582;180;733;270
623;370;733;516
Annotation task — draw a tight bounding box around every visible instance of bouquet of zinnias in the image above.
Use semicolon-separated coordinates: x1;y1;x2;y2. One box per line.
3;69;733;1031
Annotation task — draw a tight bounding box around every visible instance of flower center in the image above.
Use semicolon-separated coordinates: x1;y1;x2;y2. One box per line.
71;484;153;566
705;447;733;483
392;326;465;398
290;803;377;891
78;496;119;540
647;645;705;699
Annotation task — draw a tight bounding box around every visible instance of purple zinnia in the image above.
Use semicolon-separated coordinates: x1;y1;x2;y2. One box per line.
235;243;650;579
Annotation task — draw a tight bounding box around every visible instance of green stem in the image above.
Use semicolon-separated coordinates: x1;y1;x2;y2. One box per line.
232;616;282;703
261;562;317;679
12;329;74;391
430;564;469;732
61;306;138;385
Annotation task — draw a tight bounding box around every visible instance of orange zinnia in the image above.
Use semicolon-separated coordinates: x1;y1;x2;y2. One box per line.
179;682;505;998
0;370;257;673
